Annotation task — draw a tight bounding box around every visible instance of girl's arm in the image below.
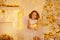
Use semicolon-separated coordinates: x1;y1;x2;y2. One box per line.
27;20;34;29
27;20;31;29
27;20;39;30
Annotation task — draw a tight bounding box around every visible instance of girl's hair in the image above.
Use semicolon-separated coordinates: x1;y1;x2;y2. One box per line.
29;10;39;19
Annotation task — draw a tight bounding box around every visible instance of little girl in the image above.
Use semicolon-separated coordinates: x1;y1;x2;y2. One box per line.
28;10;39;30
27;10;41;40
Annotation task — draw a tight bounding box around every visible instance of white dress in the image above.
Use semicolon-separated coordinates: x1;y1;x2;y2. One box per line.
29;19;38;30
22;17;44;40
24;19;41;40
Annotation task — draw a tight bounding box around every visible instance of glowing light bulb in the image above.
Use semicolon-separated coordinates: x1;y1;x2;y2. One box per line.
32;24;38;30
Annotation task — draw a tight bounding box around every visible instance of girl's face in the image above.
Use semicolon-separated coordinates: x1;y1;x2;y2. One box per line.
32;12;37;19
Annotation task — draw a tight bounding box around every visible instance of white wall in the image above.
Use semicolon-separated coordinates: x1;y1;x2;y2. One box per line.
0;7;19;40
